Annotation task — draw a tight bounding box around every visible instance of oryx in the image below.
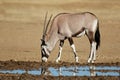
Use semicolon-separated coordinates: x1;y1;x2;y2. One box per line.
41;12;100;63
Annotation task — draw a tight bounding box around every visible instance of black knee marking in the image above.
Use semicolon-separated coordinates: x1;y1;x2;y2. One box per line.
68;38;74;45
60;40;64;47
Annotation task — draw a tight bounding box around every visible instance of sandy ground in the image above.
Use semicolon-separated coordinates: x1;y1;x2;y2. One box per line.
0;0;120;63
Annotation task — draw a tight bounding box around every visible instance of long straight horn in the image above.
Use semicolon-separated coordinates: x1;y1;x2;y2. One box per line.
43;12;48;39
44;14;53;35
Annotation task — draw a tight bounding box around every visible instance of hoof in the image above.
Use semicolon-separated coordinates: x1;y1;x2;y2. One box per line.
56;58;60;63
91;60;95;63
88;59;95;63
88;59;91;63
75;57;79;63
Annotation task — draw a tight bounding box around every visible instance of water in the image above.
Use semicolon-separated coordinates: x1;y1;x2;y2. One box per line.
0;65;120;76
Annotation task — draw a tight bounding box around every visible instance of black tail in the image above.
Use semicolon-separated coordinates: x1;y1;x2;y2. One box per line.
95;22;100;50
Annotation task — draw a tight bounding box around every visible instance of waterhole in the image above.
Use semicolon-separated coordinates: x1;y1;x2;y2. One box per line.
0;65;120;76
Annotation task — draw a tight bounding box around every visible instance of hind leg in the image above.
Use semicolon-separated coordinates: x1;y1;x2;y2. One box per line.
93;42;97;61
88;41;97;63
86;31;97;63
56;40;64;63
68;38;79;62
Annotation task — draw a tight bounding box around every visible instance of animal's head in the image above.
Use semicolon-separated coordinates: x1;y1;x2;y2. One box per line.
41;39;49;62
41;12;52;62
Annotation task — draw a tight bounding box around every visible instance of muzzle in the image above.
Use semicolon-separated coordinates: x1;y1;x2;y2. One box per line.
41;46;49;62
42;57;48;62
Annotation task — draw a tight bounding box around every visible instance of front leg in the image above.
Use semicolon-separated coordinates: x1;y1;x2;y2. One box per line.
68;38;79;63
56;40;64;63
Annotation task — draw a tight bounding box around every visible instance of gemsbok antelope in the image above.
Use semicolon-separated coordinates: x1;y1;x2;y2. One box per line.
41;12;100;63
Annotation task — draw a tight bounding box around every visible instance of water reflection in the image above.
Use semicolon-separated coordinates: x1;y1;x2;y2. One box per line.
41;65;92;76
40;65;120;76
89;65;96;76
0;65;119;76
41;66;52;75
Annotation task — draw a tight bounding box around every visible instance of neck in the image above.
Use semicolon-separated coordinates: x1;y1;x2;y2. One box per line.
45;29;59;51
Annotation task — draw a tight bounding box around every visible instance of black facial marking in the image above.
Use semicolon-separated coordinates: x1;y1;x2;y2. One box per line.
41;48;49;58
41;39;47;46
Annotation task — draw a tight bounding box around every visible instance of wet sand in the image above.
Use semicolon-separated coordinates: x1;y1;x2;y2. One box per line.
0;75;119;80
0;61;120;80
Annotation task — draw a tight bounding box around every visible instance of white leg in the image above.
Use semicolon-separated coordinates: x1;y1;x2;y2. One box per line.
59;67;62;76
88;42;95;63
88;49;94;63
56;46;62;63
71;44;79;62
90;65;96;76
56;40;64;63
93;42;97;61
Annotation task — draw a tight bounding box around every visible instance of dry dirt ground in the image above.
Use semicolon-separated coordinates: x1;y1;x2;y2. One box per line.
0;0;120;79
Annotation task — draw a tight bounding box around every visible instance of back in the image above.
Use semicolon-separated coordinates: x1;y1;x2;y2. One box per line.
54;12;97;36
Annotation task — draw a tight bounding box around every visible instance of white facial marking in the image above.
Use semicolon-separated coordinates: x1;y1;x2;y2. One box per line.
42;46;50;56
42;57;48;62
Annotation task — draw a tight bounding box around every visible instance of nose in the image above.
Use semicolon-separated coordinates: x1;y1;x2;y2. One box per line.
42;57;48;62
